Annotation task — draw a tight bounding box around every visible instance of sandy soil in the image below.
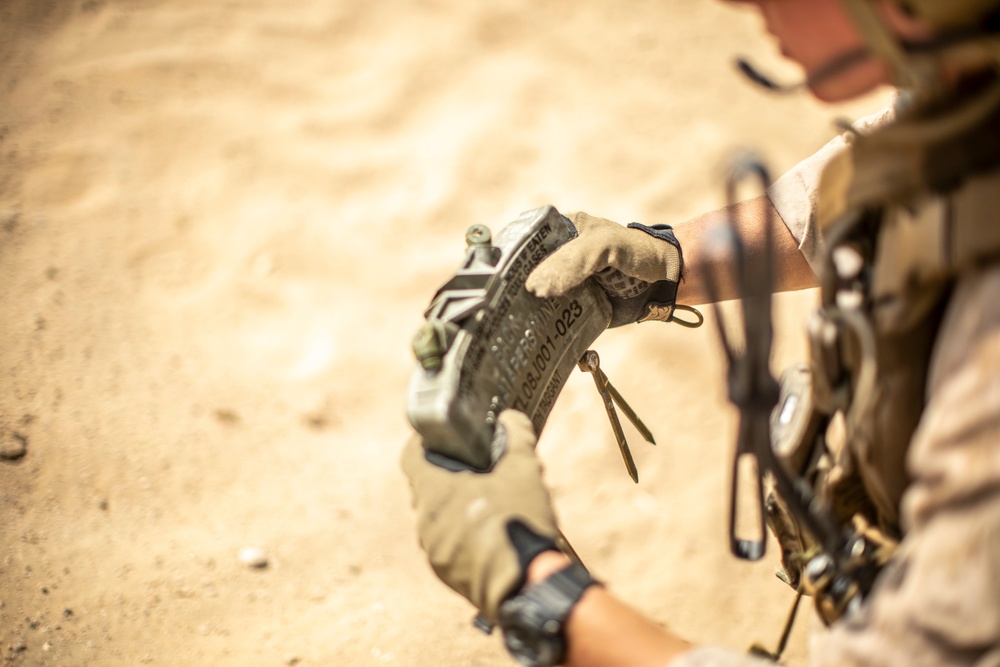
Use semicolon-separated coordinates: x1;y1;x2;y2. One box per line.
0;2;889;665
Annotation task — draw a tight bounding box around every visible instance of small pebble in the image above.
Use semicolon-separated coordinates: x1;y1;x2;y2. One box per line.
42;641;52;651
238;547;268;569
0;432;27;461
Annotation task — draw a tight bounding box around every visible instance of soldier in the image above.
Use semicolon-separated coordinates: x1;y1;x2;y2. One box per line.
402;1;1000;665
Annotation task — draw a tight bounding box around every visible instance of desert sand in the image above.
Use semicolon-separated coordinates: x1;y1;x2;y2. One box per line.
0;2;889;665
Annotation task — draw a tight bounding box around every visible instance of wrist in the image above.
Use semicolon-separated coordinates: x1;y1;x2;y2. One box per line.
524;550;572;587
500;560;600;667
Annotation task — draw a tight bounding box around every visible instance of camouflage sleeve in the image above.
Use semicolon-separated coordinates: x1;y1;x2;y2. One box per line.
765;105;895;274
765;135;843;273
811;264;1000;667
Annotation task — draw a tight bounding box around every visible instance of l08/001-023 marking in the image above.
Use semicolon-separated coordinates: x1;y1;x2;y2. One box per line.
520;299;584;400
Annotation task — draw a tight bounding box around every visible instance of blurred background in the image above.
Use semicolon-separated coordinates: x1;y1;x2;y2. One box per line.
0;1;888;665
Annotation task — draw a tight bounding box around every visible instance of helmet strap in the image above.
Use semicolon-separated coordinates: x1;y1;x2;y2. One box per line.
838;0;944;96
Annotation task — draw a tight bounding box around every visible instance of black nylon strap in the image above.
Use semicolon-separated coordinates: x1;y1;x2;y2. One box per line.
543;562;598;605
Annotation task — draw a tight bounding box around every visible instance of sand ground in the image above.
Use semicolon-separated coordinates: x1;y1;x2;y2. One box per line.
0;2;889;665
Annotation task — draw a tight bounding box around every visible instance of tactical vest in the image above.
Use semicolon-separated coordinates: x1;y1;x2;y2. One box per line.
765;73;1000;624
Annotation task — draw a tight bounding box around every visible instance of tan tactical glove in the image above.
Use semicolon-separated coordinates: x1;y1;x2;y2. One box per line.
526;211;685;327
401;410;561;624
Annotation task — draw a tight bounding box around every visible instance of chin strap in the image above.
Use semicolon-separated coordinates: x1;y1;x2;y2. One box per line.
740;2;1000;106
839;0;929;87
736;47;872;95
837;0;1000;105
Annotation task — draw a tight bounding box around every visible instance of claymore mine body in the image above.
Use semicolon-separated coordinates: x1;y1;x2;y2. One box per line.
407;206;612;471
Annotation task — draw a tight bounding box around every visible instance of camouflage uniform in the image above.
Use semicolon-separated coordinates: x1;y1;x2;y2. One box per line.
672;104;1000;667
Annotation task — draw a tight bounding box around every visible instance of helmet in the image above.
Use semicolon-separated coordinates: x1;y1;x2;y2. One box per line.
893;0;1000;29
839;0;1000;100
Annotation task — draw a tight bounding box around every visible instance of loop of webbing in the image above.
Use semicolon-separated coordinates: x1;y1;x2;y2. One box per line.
671;304;704;328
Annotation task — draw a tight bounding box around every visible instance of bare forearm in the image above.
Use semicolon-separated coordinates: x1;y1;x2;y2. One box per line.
674;195;817;306
525;552;692;667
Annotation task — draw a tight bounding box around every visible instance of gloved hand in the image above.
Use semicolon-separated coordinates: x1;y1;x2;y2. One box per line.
526;211;685;327
401;410;562;623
